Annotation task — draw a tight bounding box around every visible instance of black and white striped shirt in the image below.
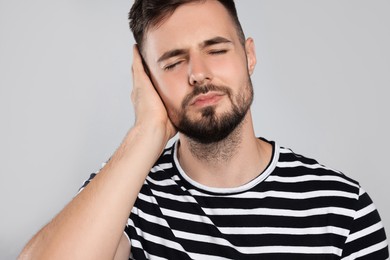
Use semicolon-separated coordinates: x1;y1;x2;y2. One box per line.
83;140;389;259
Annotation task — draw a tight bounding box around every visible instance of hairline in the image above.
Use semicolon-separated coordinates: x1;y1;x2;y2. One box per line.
138;0;246;56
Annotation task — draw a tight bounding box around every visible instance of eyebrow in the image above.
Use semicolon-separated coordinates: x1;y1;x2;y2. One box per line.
201;36;232;48
157;36;232;63
157;49;187;63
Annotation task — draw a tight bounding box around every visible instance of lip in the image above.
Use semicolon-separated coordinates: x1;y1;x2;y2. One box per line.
190;92;225;107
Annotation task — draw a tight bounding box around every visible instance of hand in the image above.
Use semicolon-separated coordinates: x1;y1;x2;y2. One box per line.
131;45;177;144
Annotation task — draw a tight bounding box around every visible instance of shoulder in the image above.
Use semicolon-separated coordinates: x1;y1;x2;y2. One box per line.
146;143;178;184
271;144;360;197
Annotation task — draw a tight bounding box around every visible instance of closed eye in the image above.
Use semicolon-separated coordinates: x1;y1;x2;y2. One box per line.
209;49;228;55
163;61;183;71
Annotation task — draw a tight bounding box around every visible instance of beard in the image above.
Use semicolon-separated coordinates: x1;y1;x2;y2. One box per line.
173;80;254;144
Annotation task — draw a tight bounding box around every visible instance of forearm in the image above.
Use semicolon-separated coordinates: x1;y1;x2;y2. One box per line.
19;125;168;260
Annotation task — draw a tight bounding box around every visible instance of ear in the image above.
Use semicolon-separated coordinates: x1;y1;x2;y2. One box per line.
245;37;256;75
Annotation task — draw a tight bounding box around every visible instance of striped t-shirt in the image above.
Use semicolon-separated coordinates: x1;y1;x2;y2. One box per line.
82;140;388;259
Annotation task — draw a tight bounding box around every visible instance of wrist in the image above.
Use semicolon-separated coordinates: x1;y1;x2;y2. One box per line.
119;123;170;162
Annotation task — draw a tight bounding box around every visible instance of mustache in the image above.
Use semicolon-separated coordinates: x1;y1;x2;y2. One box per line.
181;84;232;108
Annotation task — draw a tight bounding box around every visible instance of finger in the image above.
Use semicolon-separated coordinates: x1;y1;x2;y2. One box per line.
132;44;149;76
131;45;155;104
132;44;142;72
131;45;144;103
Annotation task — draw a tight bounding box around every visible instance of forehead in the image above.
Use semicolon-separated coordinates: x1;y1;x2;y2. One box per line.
143;0;238;62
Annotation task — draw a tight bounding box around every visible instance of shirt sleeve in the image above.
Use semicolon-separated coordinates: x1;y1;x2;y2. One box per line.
341;187;389;259
78;161;108;193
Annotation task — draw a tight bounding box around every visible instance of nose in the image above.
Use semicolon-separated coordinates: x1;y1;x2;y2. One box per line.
188;54;212;86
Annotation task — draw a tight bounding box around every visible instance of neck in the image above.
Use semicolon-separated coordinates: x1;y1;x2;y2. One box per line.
177;112;272;188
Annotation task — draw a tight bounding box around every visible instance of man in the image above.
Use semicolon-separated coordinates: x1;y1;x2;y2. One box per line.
20;0;388;259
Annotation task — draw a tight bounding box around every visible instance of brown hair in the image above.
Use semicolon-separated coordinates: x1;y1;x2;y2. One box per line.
128;0;245;54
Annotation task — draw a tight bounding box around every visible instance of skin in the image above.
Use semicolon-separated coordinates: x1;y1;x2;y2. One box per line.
143;0;272;188
18;0;272;259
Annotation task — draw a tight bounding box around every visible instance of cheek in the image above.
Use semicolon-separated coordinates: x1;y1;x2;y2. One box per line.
212;55;248;81
154;76;187;110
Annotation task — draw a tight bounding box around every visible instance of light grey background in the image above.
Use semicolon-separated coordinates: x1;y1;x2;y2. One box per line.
1;0;389;258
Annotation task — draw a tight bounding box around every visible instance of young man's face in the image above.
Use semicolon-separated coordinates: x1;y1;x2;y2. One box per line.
142;0;256;143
